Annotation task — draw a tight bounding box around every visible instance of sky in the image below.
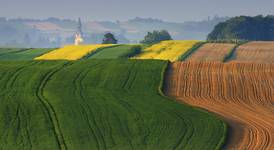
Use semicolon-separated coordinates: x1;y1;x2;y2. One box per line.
1;0;274;22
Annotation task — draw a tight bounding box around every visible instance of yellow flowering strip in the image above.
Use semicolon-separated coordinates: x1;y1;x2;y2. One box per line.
135;40;199;61
35;44;114;60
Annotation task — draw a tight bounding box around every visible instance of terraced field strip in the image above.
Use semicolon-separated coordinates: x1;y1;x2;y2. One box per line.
35;44;114;60
165;62;274;150
0;60;226;149
231;41;274;63
0;48;54;60
87;44;141;59
134;40;199;62
185;43;236;62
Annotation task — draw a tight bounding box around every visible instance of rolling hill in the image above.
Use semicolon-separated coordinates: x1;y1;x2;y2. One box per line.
185;43;236;62
35;45;114;60
0;59;226;150
230;41;274;63
34;41;200;61
165;62;274;149
134;40;199;62
86;44;141;59
207;15;274;41
1;40;274;149
0;17;229;47
0;48;53;60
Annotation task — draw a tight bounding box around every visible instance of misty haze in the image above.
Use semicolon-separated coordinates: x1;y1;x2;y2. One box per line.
0;0;273;150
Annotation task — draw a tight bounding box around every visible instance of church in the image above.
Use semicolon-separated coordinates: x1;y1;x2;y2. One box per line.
74;18;84;45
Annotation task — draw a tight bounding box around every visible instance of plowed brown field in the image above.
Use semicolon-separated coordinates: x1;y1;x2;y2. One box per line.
232;41;274;63
165;62;274;150
186;43;236;62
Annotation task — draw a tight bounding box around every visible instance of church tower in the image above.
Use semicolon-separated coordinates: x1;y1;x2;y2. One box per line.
77;17;83;36
75;17;84;45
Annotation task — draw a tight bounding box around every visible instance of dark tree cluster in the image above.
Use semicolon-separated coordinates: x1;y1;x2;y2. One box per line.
102;33;118;44
207;15;274;41
140;30;172;44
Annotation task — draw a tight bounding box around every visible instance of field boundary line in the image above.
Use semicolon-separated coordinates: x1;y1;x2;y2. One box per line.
122;45;143;58
158;61;194;149
33;48;55;58
160;62;228;150
178;42;206;61
223;41;249;62
82;45;121;60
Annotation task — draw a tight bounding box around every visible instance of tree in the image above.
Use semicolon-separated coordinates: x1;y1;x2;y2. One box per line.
102;33;118;44
140;30;172;44
207;15;274;41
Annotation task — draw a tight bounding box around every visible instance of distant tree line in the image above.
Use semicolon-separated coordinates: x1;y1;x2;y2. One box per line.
207;15;274;41
100;30;173;45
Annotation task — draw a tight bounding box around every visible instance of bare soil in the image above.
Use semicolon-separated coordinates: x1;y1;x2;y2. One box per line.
231;41;274;63
165;62;274;150
186;43;236;62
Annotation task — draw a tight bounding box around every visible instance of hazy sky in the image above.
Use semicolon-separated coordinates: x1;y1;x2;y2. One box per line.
1;0;274;22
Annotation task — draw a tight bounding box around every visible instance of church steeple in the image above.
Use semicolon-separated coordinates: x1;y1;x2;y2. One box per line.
77;17;83;35
75;17;84;45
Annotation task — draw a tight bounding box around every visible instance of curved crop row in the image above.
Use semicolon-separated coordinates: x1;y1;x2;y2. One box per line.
0;60;226;149
134;40;199;62
35;45;114;60
231;41;274;63
165;62;274;150
185;43;236;62
0;61;66;149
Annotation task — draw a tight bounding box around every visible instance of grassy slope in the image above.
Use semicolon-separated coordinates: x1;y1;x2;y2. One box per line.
0;60;226;150
0;48;21;52
87;45;141;59
0;48;25;55
0;61;65;149
0;48;53;60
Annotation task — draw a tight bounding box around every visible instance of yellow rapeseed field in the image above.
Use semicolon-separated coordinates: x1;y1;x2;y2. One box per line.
35;44;114;60
134;40;199;61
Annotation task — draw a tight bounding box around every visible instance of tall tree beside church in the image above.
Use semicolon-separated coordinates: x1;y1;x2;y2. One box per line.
102;33;118;44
